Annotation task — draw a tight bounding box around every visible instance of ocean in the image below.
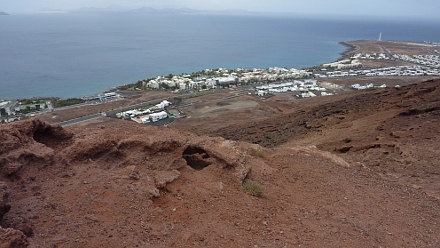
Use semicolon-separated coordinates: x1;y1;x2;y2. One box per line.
0;13;439;99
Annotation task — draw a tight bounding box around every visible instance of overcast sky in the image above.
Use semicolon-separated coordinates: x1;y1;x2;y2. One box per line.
3;0;440;19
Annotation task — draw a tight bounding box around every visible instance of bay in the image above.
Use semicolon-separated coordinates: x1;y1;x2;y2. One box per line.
0;13;439;99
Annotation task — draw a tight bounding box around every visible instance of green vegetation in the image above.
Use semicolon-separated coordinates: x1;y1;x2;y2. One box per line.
134;80;144;89
172;97;183;105
17;98;47;105
161;82;177;91
249;148;267;158
53;98;84;107
17;99;35;105
115;83;135;90
242;180;265;197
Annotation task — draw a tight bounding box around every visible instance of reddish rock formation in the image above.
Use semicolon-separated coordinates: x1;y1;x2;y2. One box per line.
0;79;439;247
0;182;28;247
0;227;28;248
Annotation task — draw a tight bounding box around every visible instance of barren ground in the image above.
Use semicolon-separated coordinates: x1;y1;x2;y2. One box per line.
1;41;440;247
344;40;438;56
37;91;174;124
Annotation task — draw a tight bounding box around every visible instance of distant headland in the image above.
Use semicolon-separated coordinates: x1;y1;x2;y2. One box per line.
36;7;250;15
0;12;9;15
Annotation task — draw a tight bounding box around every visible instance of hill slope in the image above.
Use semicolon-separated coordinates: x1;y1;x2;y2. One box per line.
0;79;439;247
203;79;440;200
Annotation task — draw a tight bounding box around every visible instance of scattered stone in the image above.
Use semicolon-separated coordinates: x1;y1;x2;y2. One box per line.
153;170;181;188
60;172;70;178
20;226;34;237
0;227;28;248
0;182;11;221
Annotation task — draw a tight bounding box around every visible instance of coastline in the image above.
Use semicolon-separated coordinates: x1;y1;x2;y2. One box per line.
2;38;440;123
1;38;436;103
338;41;357;60
2;41;354;102
2;13;440;101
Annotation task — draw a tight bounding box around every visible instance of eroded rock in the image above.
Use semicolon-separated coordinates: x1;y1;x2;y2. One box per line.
0;227;28;248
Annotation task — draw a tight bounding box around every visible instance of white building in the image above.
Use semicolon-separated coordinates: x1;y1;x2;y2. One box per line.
150;111;168;122
141;116;151;124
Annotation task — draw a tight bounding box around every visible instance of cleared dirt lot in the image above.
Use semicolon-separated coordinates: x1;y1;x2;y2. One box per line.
345;40;439;56
38;90;174;124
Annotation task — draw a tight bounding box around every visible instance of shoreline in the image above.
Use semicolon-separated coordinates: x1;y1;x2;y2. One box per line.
2;39;437;103
3;12;440;102
2;40;356;102
338;41;357;60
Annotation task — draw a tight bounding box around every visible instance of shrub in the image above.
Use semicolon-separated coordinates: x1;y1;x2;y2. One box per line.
242;180;265;197
53;98;84;107
249;148;267;158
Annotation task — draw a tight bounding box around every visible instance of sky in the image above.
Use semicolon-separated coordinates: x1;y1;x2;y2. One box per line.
2;0;440;20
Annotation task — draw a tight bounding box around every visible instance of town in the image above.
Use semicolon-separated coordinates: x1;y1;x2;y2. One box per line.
1;49;439;124
315;53;440;78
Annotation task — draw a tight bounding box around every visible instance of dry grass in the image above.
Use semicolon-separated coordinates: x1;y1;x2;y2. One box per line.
242;180;265;197
249;148;267;158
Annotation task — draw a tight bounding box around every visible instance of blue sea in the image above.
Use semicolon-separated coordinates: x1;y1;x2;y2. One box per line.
0;13;439;99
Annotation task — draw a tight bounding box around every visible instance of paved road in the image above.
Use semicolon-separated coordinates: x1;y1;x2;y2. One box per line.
55;113;103;127
54;89;242;127
380;45;390;55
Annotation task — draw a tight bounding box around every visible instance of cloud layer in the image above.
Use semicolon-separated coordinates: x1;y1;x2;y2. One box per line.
3;0;440;20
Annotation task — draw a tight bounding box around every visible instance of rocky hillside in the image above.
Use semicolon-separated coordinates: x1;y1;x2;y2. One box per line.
0;79;439;247
207;78;440;200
